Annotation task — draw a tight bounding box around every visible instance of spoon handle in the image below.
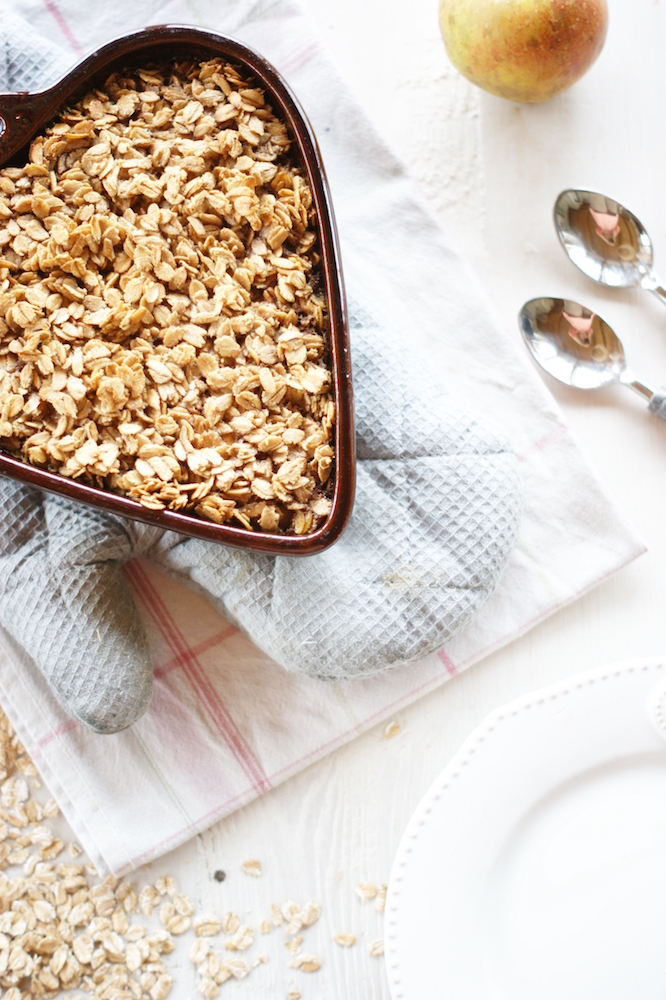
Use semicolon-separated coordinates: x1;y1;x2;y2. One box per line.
648;389;666;421
648;284;666;311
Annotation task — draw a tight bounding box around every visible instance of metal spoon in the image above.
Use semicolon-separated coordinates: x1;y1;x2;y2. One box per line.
554;189;666;309
519;296;666;419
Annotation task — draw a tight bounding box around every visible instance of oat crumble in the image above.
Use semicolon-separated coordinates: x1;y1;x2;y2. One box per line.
0;58;334;535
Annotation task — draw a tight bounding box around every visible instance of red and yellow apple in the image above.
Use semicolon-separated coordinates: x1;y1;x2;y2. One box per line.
438;0;608;103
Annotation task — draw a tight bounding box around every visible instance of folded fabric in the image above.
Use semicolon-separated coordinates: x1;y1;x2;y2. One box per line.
0;7;72;91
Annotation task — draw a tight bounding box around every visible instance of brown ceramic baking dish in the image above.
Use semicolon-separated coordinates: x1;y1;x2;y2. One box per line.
0;24;355;556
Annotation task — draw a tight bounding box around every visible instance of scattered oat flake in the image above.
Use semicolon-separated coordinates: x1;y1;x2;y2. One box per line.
43;796;59;817
369;938;385;957
384;720;401;739
194;912;222;937
0;703;197;1000
189;938;211;965
282;899;301;929
156;875;177;896
222;911;240;934
287;991;301;1000
150;972;173;999
167;913;192;934
225;924;253;951
174;892;195;917
198;976;218;999
222;957;252;979
289;953;321;972
375;883;387;912
139;885;161;916
242;858;262;877
260;918;272;934
355;882;378;900
334;932;356;947
300;900;322;926
286;935;303;955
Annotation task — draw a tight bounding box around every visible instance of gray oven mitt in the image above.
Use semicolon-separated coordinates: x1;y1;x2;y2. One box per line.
0;11;521;733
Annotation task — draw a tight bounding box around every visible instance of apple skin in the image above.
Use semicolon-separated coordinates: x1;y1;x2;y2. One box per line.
439;0;609;103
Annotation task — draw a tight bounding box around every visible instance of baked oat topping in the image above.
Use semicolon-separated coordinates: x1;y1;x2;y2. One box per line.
0;58;334;535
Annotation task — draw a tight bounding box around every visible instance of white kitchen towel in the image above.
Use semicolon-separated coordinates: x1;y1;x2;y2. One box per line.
0;0;644;876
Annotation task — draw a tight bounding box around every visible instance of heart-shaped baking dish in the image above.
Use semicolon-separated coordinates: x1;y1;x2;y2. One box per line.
0;24;354;555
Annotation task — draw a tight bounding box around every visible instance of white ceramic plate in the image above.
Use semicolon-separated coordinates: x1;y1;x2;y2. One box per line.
385;658;666;1000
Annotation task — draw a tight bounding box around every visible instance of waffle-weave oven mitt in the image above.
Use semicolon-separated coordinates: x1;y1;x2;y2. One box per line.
0;297;521;733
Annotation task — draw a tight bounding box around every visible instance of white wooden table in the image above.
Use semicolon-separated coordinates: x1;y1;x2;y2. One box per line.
42;1;666;996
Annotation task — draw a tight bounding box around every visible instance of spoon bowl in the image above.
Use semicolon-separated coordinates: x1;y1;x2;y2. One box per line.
520;297;630;390
519;296;666;421
554;189;656;291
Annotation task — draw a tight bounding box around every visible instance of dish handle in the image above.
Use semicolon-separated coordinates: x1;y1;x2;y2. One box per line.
0;90;57;166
